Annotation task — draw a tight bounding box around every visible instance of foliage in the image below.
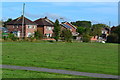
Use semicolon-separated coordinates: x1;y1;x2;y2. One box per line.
3;18;12;27
82;34;91;42
106;33;118;43
77;27;85;35
34;31;43;40
71;21;92;28
61;29;72;42
29;35;35;42
8;33;18;41
110;25;120;43
92;24;109;28
53;19;60;41
2;36;8;40
90;24;103;36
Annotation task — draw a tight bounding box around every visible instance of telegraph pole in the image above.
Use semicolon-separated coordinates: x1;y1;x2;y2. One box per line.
22;3;25;39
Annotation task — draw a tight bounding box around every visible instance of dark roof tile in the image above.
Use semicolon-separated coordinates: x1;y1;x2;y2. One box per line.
6;16;37;25
34;17;54;26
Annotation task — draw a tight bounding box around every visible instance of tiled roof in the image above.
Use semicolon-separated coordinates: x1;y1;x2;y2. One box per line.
34;17;54;26
6;15;37;25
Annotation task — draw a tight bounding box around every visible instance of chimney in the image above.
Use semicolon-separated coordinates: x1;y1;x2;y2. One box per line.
45;16;47;19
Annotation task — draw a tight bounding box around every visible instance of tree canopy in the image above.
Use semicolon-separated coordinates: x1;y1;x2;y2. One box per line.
71;21;92;28
53;19;60;41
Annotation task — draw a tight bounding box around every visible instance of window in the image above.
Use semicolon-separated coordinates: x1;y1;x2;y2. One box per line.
34;26;36;29
28;25;33;28
16;26;18;28
45;33;52;37
47;27;52;30
27;33;32;37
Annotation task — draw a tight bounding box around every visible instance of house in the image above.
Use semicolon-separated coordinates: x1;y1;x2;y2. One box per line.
61;22;79;39
111;26;117;33
60;23;72;31
101;27;110;39
90;27;110;42
5;15;37;38
62;22;78;36
34;17;54;38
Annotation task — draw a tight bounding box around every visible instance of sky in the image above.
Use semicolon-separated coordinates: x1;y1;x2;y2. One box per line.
1;2;118;26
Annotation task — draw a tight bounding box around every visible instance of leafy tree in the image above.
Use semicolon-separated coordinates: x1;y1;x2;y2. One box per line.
82;34;91;42
61;29;72;42
90;24;102;36
53;19;60;41
34;31;43;40
71;21;92;28
77;27;85;35
92;24;109;28
4;18;12;27
111;25;120;43
107;33;118;43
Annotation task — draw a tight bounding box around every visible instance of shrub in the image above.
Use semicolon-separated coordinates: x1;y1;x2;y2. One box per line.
107;33;118;43
8;33;18;41
34;31;43;40
29;35;35;42
82;34;91;42
61;29;72;42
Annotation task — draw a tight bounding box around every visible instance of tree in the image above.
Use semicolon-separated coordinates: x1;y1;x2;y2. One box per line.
111;25;120;43
82;34;91;42
61;29;72;42
71;21;92;28
4;18;12;27
107;33;118;43
92;24;109;28
77;27;85;35
34;31;43;40
53;19;60;41
90;24;105;36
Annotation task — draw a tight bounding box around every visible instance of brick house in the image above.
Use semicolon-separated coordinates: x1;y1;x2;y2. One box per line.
62;22;79;36
60;23;72;31
91;27;110;42
61;22;79;39
34;17;54;38
6;15;37;37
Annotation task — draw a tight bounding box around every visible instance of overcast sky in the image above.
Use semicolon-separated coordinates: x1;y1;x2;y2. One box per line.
2;2;118;26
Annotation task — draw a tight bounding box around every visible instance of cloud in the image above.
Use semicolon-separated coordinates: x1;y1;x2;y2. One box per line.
24;12;71;21
25;12;42;19
43;13;70;21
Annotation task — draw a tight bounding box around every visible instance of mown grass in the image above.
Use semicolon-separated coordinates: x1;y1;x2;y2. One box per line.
2;69;89;78
2;42;118;75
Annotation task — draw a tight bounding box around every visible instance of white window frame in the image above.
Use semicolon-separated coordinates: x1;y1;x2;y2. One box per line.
47;26;52;30
28;25;33;29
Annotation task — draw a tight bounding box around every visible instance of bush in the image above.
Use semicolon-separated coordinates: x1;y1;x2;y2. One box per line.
61;29;72;42
2;36;8;40
82;34;91;42
107;33;118;43
34;31;43;40
8;33;18;41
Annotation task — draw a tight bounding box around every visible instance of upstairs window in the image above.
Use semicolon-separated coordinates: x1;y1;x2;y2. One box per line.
47;26;52;30
28;25;33;29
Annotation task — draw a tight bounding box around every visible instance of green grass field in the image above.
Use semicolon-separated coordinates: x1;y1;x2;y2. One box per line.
2;42;118;77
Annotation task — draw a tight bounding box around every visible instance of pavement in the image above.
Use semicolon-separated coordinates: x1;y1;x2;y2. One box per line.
0;65;119;79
